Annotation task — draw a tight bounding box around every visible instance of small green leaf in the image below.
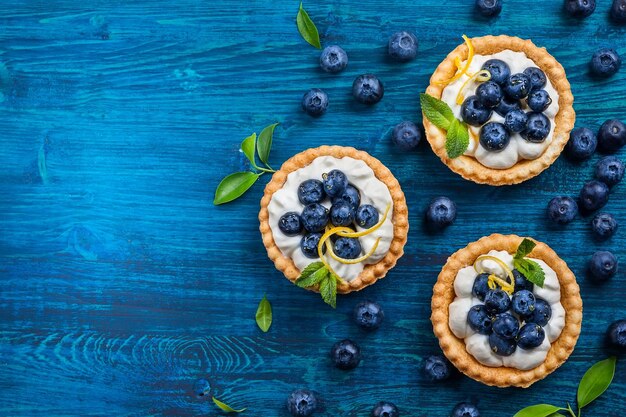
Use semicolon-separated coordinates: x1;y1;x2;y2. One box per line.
214;171;261;205
296;265;328;288
515;238;537;259
320;274;337;308
297;262;325;280
445;119;470;159
255;295;272;332
240;133;257;168
577;357;617;408
419;93;455;131
514;258;545;288
257;123;279;165
296;2;321;49
513;404;563;417
212;397;246;413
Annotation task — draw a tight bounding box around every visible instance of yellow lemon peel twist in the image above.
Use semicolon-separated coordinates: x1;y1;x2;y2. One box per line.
473;255;515;294
436;35;475;86
455;69;491;105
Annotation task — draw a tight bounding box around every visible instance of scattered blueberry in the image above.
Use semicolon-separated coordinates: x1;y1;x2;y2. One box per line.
301;203;329;232
371;401;399;417
475;0;503;17
330;201;355;227
607;319;626;350
597;119;626;153
287;389;318;417
564;0;596;17
527;298;552;327
482;59;511;85
517;323;545;349
484;289;511;314
279;212;304;236
547;196;578;224
512;289;536;317
334;237;362;259
493;313;520;339
353;74;384;105
330;339;361;370
504;109;528;133
565;127;597;161
495;95;521;117
590;48;621;77
298;179;326;205
392;121;422;150
388;31;418;62
467;304;494;335
503;73;531;100
332;184;361;211
589;250;618;282
353;300;385;331
300;233;325;258
579;180;610;212
323;169;348;198
425;196;457;229
527;90;552;112
356;205;380;229
523;67;547;91
522;112;551;142
611;0;626;23
476;81;503;108
489;332;517;356
451;402;481;417
302;88;329;117
591;213;618;240
461;96;493;126
194;378;211;397
595;156;625;186
422;355;451;381
513;269;534;293
472;273;491;301
319;45;348;74
480;122;510;152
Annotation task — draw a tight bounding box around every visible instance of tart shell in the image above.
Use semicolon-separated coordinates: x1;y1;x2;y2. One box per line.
431;234;582;388
259;146;409;294
424;35;576;186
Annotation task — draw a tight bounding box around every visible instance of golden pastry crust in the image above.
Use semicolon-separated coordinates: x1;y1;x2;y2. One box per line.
259;146;409;294
431;234;582;388
424;35;576;186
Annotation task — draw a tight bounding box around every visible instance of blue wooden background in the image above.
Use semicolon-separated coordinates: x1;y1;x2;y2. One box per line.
1;0;625;415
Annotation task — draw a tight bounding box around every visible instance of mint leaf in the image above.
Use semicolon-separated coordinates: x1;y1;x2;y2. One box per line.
420;93;455;131
577;357;617;408
515;238;537;259
445;118;470;159
296;263;328;288
214;172;262;205
298;262;325;280
255;295;272;333
513;404;563;417
212;397;246;413
240;133;257;169
320;274;337;308
514;258;545;288
257;123;278;166
296;3;321;49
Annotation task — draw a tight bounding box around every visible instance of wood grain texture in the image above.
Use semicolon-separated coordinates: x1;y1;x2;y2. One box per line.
0;0;625;415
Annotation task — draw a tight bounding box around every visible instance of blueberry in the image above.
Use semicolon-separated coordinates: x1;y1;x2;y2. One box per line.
591;213;618;240
482;59;511;85
355;204;380;229
566;127;597;161
422;355;451;381
564;0;596;17
503;73;531;100
194;378;211;397
353;300;384;331
330;201;355;227
596;156;625;186
323;169;348;198
332;184;361;211
353;74;384;105
517;323;545;349
590;48;621;77
279;212;304;236
330;339;361;370
476;81;503;108
527;298;552;327
611;0;626;23
597;119;626;153
579;180;610;212
472;273;491;301
495;95;521;117
480;122;510;152
334;237;362;259
527;90;552;112
489;332;517;356
371;401;399;417
589;250;618;282
300;233;324;258
493;313;520;339
484;289;511;314
523;67;548;92
475;0;502;17
451;402;481;417
298;179;326;205
522;112;551;143
302;88;329;117
512;289;536;317
392;121;422;150
425;196;457;229
287;389;318;417
547;196;578;224
467;304;494;335
301;203;329;232
388;31;418;62
607;319;626;350
504;109;528;133
461;96;492;126
319;45;348;74
513;269;534;293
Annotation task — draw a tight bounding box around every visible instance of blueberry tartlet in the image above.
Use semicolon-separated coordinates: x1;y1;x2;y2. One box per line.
431;234;582;387
423;35;575;185
259;146;409;301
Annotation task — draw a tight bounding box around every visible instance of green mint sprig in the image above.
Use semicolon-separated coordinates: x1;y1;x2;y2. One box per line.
514;357;617;417
513;238;546;288
255;294;272;332
212;396;247;413
296;2;321;49
295;261;340;308
420;93;469;159
213;123;279;205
